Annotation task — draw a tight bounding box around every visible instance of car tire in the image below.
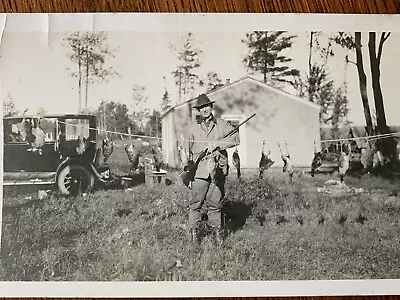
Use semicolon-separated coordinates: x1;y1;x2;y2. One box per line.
57;164;95;196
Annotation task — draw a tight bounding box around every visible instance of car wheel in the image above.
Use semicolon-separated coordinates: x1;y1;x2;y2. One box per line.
57;164;95;196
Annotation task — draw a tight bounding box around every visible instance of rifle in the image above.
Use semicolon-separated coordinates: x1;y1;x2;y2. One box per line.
178;113;256;188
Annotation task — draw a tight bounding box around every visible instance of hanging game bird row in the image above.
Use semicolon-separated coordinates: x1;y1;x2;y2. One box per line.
189;138;353;182
177;140;290;182
100;137;164;173
100;136;368;183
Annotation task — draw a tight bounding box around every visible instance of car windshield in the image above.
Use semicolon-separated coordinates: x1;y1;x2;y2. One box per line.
64;119;91;140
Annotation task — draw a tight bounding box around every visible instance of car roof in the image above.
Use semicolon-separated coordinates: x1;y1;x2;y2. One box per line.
3;114;96;120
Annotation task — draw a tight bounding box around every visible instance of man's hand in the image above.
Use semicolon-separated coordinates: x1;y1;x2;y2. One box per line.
205;141;218;154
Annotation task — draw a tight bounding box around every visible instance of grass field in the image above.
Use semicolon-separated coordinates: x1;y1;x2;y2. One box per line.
1;145;400;281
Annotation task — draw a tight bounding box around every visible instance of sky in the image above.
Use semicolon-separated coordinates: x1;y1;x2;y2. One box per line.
1;29;400;126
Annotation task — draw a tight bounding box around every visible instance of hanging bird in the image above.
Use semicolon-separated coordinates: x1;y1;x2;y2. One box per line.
311;141;323;177
284;156;294;180
278;141;294;180
30;118;46;155
178;144;189;166
25;122;36;145
102;138;114;165
373;148;384;168
76;134;86;155
232;147;241;181
310;151;323;177
338;143;351;183
125;144;140;170
17;109;30;141
207;153;218;184
258;141;267;179
361;138;376;172
360;143;372;171
310;146;328;178
258;140;274;179
151;144;163;172
178;134;190;167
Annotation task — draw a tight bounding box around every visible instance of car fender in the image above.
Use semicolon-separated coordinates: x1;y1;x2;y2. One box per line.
55;157;95;182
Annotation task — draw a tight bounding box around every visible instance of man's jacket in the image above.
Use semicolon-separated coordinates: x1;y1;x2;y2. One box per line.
185;115;240;179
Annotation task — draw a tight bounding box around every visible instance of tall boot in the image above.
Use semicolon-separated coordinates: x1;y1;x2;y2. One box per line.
212;225;225;247
190;227;201;248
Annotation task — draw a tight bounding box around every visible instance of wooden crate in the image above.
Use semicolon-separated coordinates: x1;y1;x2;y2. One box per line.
144;158;167;188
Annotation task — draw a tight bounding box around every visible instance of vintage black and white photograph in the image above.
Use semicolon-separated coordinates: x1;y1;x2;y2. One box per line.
0;13;399;291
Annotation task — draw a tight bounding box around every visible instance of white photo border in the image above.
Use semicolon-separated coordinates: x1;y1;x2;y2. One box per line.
1;12;400;297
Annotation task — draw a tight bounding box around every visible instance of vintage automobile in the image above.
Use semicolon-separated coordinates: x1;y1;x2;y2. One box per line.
3;114;117;195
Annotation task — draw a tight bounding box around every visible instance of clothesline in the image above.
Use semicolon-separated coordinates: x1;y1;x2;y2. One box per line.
57;120;400;147
57;120;162;140
175;132;400;147
319;131;400;143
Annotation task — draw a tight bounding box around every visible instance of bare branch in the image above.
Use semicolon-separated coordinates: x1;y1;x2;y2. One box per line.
377;32;391;65
345;55;357;66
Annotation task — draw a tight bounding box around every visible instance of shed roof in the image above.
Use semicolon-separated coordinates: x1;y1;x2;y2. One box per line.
161;76;321;119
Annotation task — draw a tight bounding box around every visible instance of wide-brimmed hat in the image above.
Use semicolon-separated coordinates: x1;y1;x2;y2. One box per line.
192;93;215;109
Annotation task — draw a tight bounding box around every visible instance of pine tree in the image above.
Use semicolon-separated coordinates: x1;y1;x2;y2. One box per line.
171;33;202;104
2;93;18;117
242;31;299;88
161;89;172;113
132;85;150;133
206;71;224;92
145;110;162;138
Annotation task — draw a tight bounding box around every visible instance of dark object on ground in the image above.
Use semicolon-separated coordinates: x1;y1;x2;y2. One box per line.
116;208;132;217
276;215;288;225
256;214;266;226
296;214;304;225
339;213;347;225
355;214;367;224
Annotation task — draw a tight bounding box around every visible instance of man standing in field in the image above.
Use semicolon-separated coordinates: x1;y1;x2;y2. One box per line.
185;93;240;247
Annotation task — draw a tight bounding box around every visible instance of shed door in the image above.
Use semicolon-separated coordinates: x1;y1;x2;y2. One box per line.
221;115;247;169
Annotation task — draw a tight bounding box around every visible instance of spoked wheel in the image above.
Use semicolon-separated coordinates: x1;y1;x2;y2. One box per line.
57;164;95;196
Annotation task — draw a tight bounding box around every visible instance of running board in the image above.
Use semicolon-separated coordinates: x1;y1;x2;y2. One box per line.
3;179;55;186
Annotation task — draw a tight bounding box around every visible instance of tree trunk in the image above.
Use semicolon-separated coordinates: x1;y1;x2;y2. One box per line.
263;31;268;84
103;104;107;137
368;32;396;165
263;71;267;83
178;71;182;104
78;45;82;114
156;114;159;138
85;47;89;113
308;32;314;102
368;32;388;135
355;32;374;135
